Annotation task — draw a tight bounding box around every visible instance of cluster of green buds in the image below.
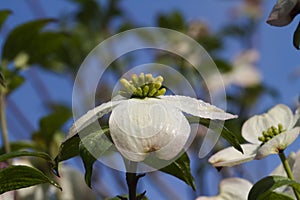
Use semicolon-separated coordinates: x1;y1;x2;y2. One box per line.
119;73;166;98
258;123;285;144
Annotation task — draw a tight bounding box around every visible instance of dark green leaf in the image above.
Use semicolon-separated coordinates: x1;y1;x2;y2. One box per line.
0;141;38;154
187;116;243;153
33;106;71;145
293;22;300;50
0;71;6;88
160;152;196;190
0;165;61;194
106;193;148;200
79;127;112;187
0;10;11;31
2;19;68;69
258;191;294;200
53;134;80;176
0;151;52;163
2;69;25;95
248;176;300;200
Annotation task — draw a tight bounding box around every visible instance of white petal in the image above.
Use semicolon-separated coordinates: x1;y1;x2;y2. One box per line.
159;95;237;120
242;104;295;144
293;150;300;182
109;98;190;162
196;178;252;200
68;100;124;139
255;127;300;160
208;144;259;167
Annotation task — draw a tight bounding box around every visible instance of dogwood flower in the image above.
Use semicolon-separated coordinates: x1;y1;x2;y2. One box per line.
70;73;237;162
195;178;253;200
209;104;300;167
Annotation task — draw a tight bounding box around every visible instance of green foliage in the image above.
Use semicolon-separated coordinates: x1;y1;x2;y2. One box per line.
248;176;300;200
0;71;6;88
0;151;52;163
160;153;196;191
79;128;112;187
293;22;300;49
187;116;243;153
1;69;25;95
0;10;11;30
2;19;68;69
0;165;61;194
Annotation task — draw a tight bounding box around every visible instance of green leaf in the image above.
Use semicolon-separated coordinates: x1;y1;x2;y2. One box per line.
2;18;68;69
53;134;80;176
0;151;52;163
79;127;112;187
0;165;61;194
259;191;294;200
33;106;71;147
187;116;243;153
293;22;300;50
0;141;38;154
2;69;25;95
248;176;300;200
160;152;196;190
0;10;11;31
0;71;6;88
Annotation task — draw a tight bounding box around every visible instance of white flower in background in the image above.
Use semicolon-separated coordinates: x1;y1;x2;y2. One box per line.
70;73;237;162
195;178;253;200
209;104;300;167
207;49;261;92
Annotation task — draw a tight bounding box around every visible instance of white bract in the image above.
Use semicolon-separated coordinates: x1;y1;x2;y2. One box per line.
70;73;237;162
209;104;300;167
195;178;253;200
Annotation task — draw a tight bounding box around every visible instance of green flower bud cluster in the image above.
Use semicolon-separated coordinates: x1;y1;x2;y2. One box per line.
119;73;166;98
258;123;285;144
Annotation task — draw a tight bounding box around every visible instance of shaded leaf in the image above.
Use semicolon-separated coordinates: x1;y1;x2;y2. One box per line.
0;151;52;163
248;176;300;200
0;71;6;88
2;19;68;70
187;116;243;153
293;22;300;50
160;152;196;190
0;141;39;154
259;191;294;200
0;165;61;194
53;134;80;176
2;69;24;95
0;10;11;31
79;127;112;187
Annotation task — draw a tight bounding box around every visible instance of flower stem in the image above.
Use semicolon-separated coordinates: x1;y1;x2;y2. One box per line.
124;161;145;200
279;151;300;200
0;88;10;154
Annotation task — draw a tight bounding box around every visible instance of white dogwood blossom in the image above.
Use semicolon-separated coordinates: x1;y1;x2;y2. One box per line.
195;178;253;200
209;104;300;167
70;73;237;162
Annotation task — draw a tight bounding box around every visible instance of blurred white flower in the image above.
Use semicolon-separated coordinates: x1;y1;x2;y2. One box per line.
209;104;300;167
207;49;261;92
71;73;237;162
195;178;253;200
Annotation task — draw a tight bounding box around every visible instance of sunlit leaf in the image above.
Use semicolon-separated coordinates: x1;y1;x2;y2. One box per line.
293;22;300;50
79;127;112;187
2;69;25;95
187;116;243;153
248;176;300;200
160;152;196;190
0;165;61;194
0;151;52;163
0;10;11;31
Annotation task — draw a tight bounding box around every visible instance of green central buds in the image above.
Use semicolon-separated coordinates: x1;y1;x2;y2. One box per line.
258;123;285;144
119;73;166;98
